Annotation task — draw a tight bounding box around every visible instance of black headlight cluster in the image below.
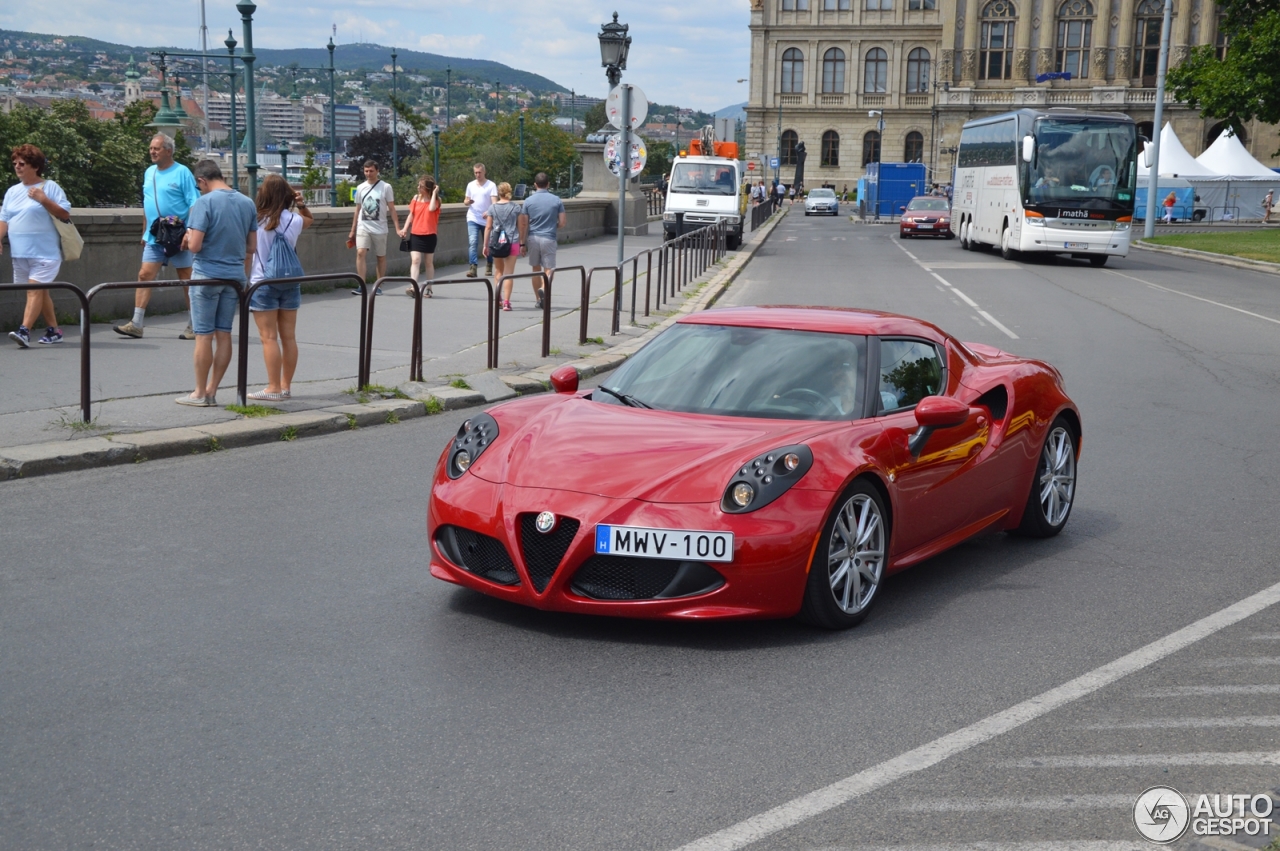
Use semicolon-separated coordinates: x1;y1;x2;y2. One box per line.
721;445;813;513
448;413;499;479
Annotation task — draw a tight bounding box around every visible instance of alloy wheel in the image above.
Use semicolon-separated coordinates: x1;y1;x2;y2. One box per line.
827;493;885;614
1038;426;1076;526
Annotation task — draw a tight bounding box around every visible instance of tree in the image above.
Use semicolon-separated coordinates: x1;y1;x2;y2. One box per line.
345;126;418;178
1168;0;1280;144
300;148;327;191
580;101;607;138
641;138;674;180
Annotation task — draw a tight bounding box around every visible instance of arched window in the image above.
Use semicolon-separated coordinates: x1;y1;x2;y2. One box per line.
862;130;881;166
822;130;840;166
1056;0;1094;78
905;48;931;92
904;131;924;162
864;48;888;93
1134;0;1164;84
980;0;1016;80
782;130;800;165
1206;121;1247;148
822;48;846;93
781;48;805;94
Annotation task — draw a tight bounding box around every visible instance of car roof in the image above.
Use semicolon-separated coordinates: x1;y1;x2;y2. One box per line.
679;306;949;341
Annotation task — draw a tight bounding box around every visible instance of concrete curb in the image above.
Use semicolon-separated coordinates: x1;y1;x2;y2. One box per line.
0;213;787;482
1134;239;1280;277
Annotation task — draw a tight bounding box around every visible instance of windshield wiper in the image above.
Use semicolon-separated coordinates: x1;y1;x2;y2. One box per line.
596;386;653;409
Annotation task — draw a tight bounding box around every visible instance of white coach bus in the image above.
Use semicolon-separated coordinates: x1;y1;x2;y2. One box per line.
952;109;1138;267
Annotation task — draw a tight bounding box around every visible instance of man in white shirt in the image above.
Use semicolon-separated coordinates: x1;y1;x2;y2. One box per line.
347;160;398;294
463;162;497;278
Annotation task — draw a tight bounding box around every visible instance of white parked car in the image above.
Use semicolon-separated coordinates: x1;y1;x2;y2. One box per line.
804;188;839;216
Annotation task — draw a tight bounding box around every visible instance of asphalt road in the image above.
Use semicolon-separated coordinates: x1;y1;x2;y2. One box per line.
3;212;1279;850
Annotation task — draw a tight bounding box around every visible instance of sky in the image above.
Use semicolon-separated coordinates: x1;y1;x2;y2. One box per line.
3;0;753;112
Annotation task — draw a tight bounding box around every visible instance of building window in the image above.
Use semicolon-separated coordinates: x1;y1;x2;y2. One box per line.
1134;0;1164;83
865;0;892;9
823;0;853;8
864;48;888;92
862;131;881;166
1215;12;1230;60
782;130;800;165
904;131;924;162
908;0;937;8
1056;0;1094;78
822;130;840;166
822;48;846;93
906;47;931;92
980;0;1016;80
781;48;805;93
781;0;810;9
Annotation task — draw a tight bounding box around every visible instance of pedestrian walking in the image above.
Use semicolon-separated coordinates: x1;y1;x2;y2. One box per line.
398;176;441;297
774;181;786;212
841;184;849;203
788;185;797;205
247;174;312;402
346;160;397;295
1162;191;1177;224
1;144;71;348
1264;189;1274;224
176;160;256;407
464;163;497;278
485;182;522;311
519;171;566;311
114;133;200;339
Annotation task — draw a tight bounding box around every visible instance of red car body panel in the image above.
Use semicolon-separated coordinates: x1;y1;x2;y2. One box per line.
427;307;1080;621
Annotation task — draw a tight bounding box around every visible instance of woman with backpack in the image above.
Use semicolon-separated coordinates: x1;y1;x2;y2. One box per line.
247;174;312;401
484;182;522;311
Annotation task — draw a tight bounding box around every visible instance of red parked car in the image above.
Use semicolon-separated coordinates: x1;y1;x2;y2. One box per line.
427;307;1079;629
900;196;954;238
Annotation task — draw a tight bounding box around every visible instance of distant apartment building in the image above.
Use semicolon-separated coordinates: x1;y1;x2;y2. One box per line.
333;103;364;142
206;94;304;142
358;103;391;134
303;105;325;138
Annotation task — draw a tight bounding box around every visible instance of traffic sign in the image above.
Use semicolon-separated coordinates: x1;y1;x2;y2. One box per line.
769;157;780;169
606;84;648;131
604;133;647;179
747;162;756;171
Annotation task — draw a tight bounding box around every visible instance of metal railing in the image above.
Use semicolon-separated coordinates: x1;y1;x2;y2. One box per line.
366;275;497;379
0;281;91;421
750;200;774;231
492;271;550;365
644;188;665;217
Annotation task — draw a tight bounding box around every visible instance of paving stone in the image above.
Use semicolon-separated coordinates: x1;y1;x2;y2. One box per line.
188;418;288;450
499;375;547;395
269;411;350;439
463;371;518;402
428;387;486;410
113;427;213;462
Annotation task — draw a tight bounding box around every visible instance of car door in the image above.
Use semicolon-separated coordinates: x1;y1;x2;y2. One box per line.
874;337;990;555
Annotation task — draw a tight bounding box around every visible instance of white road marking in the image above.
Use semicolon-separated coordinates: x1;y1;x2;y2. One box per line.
825;843;1145;851
893;241;1018;340
950;288;980;308
1138;684;1280;697
977;310;1020;339
896;794;1132;812
1105;269;1280;327
1082;716;1280;729
672;579;1280;851
1003;751;1280;768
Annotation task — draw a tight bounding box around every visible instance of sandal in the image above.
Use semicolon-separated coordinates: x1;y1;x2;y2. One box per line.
405;286;416;296
425;286;433;298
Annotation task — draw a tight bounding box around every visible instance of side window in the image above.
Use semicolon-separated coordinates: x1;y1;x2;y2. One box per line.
878;339;944;412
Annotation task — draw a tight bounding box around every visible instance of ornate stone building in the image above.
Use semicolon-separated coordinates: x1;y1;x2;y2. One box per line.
745;0;1279;189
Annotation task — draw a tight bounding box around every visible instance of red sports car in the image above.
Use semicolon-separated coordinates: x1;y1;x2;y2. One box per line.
899;196;954;239
427;307;1079;629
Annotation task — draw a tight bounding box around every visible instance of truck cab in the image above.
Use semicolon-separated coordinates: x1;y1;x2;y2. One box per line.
663;138;743;249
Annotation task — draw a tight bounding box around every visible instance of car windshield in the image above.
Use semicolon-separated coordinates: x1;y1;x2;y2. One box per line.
670;163;737;196
907;198;950;211
595;324;866;420
809;189;835;198
1025;119;1137;207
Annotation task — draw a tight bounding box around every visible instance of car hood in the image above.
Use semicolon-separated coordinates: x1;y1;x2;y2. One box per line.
473;396;838;502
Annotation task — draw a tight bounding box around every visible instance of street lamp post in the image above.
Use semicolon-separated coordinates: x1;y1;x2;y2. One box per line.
236;0;259;196
1142;0;1175;239
598;11;632;274
328;38;337;206
494;79;500;117
570;87;575;136
225;31;239;193
775;98;783;185
432;125;440;180
446;67;451;128
390;48;398;177
519;112;525;170
869;109;884;220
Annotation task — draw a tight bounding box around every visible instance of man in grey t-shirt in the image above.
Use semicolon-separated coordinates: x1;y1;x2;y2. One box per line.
517;172;566;310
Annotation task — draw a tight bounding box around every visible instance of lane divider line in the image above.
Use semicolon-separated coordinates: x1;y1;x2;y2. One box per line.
672;578;1280;851
1105;269;1280;327
893;240;1018;340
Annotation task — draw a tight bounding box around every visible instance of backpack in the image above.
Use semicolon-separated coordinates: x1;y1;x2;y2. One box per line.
263;213;304;280
488;204;516;258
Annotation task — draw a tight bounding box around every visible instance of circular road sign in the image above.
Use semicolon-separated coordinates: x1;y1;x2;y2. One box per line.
604;133;647;179
606;84;648;131
747;162;756;170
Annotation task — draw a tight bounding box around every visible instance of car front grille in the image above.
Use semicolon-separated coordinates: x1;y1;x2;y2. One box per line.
570;556;725;601
435;525;519;585
518;514;581;592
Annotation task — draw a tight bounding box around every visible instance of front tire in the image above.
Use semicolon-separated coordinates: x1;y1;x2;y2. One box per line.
1015;416;1077;537
799;481;888;629
1000;224;1017;260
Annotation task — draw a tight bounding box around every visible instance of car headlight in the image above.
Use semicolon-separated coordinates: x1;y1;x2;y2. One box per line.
663;212;676;222
1115;221;1130;230
448;412;498;479
721;445;814;513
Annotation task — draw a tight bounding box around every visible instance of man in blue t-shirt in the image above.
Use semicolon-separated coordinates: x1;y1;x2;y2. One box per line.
114;133;201;339
517;172;566;310
174;160;257;407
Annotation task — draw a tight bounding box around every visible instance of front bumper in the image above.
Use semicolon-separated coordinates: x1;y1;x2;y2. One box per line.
900;219;952;236
427;477;831;620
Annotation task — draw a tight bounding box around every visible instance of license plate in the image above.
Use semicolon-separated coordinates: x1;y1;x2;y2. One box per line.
595;524;734;563
1064;242;1088;249
917;224;934;229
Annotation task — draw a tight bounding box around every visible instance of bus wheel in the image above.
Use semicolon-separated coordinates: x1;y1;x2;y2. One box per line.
959;221;971;250
1088;255;1108;267
1000;225;1017;260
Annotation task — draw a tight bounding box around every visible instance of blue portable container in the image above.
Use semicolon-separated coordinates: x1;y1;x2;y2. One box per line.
865;163;929;217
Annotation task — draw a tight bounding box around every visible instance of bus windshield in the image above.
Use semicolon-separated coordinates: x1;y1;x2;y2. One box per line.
670;162;738;196
1025;119;1137;208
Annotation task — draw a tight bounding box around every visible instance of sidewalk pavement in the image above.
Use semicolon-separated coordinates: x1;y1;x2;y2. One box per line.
0;213;788;480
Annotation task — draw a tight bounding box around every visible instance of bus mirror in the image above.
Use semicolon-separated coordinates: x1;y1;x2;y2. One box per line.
1021;135;1035;163
1140;141;1153;169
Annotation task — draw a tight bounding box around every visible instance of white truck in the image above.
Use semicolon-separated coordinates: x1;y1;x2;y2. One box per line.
662;130;744;249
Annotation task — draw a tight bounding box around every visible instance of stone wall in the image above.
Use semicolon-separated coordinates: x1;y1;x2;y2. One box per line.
1;199;611;328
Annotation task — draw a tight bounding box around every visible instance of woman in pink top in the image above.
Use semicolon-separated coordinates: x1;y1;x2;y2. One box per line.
398;176;441;297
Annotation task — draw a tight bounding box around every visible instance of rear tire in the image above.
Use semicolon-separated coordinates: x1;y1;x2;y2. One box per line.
1000;224;1017;260
1015;416;1077;538
959;220;971;250
798;480;888;629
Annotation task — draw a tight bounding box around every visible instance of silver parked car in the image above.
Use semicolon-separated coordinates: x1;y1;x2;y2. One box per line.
804;187;839;216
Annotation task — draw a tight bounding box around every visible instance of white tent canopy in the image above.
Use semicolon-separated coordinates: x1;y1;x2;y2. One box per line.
1139;123;1279;220
1195;129;1279;178
1138;123;1216;177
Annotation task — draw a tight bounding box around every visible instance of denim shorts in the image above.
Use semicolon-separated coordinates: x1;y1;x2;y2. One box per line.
249;283;302;312
142;243;194;268
189;281;240;334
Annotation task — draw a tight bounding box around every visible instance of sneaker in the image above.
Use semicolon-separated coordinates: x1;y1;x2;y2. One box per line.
502;300;512;311
405;286;416;297
535;287;546;310
466;264;478;278
9;326;30;348
179;322;196;340
113;321;144;338
175;393;213;407
350;287;364;295
37;327;63;345
374;287;383;296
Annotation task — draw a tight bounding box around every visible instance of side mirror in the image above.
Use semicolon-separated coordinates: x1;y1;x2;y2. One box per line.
915;396;970;429
1140;141;1153;170
1021;135;1035;164
899;205;907;212
550;365;580;394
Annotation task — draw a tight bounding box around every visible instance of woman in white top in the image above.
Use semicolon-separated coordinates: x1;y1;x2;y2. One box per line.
0;144;72;347
248;174;312;400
